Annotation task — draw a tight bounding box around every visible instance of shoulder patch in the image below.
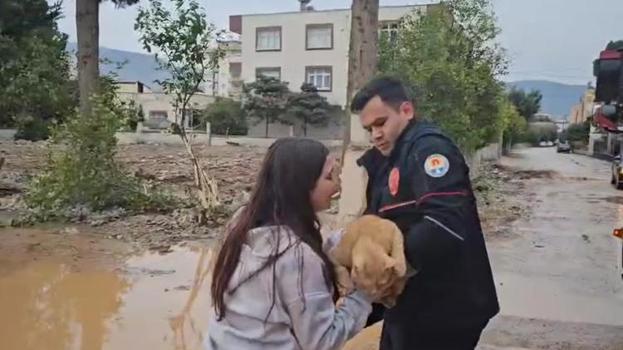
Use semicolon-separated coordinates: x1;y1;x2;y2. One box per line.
424;154;450;178
388;167;400;196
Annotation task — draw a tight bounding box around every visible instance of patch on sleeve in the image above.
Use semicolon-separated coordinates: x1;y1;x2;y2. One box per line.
388;167;400;196
424;154;450;178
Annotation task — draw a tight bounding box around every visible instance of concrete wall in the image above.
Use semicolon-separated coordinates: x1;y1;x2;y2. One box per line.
246;119;344;140
466;143;502;179
116;131;341;148
0;129;17;141
239;5;424;107
117;91;215;128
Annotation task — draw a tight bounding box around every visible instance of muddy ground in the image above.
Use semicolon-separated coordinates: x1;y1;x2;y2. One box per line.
1;140;522;251
1;141;266;251
0;140;537;350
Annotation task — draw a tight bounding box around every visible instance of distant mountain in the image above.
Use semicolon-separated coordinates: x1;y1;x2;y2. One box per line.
66;42;169;91
506;80;590;120
64;44;591;118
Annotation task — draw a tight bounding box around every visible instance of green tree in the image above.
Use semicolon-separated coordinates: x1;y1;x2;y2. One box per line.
135;0;223;131
76;0;140;117
26;96;174;221
0;0;75;136
201;98;247;136
566;121;590;143
242;76;290;138
379;0;507;152
135;0;224;219
528;122;558;143
284;83;339;136
499;97;527;151
508;87;542;120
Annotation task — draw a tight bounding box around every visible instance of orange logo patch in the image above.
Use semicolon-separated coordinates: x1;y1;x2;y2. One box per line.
389;167;400;196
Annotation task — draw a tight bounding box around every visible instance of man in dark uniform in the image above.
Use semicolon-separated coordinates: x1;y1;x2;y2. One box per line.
351;77;499;349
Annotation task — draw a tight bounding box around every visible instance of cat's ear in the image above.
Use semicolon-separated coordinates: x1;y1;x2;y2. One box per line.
383;256;397;272
383;256;405;277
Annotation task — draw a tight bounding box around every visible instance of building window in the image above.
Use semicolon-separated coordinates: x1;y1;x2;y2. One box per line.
306;24;333;50
146;110;170;129
148;111;168;120
256;26;282;51
305;66;332;91
379;21;399;42
256;67;281;80
229;62;241;79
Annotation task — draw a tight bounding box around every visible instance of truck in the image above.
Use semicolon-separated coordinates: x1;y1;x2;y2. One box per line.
593;41;623;133
593;41;623;279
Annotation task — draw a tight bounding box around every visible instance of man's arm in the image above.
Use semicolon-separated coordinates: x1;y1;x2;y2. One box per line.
403;135;472;271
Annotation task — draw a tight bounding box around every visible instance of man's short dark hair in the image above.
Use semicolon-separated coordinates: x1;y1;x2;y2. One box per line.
350;76;414;113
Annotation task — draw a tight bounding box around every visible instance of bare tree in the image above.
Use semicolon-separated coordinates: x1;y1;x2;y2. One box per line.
343;0;379;149
76;0;139;117
338;0;379;224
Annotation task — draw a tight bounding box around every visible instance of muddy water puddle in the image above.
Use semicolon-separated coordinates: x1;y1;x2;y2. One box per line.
0;228;213;350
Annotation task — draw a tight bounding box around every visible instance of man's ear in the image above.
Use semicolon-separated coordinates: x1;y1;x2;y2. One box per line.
400;101;415;120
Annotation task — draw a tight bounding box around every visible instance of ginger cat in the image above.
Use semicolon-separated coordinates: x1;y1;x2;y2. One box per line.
331;215;408;308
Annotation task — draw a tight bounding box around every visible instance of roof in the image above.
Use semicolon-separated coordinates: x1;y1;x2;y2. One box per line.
235;3;433;18
115;80;153;90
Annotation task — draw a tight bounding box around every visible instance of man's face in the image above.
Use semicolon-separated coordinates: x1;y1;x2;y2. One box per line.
359;96;414;156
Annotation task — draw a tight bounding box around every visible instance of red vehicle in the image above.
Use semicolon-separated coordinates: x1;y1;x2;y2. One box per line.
593;45;623;133
594;43;623;279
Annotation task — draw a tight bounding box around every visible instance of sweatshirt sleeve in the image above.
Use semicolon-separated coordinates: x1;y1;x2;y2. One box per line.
278;244;372;350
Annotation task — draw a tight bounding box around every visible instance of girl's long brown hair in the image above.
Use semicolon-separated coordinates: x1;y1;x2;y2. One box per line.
211;138;338;320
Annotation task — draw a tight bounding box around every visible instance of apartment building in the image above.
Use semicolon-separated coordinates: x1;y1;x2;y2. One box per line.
228;4;430;108
569;88;596;125
116;81;214;129
210;38;242;99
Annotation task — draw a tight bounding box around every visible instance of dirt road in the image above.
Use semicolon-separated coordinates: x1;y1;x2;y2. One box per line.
346;147;623;350
2;146;622;349
480;147;623;349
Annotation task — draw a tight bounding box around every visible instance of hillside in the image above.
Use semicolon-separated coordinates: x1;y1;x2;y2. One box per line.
66;43;169;91
506;80;589;120
65;44;591;117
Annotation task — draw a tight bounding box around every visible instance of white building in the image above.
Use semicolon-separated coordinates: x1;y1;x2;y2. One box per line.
116;81;214;129
209;38;243;99
228;4;431;108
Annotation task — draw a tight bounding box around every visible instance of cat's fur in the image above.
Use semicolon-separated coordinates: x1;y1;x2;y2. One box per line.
331;215;407;307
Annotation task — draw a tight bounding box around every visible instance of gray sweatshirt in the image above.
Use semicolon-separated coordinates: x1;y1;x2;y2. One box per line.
205;226;372;350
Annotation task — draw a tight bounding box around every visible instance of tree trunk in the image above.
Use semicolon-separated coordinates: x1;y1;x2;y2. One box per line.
338;0;379;225
303;120;307;136
342;0;379;151
265;116;269;138
76;0;100;117
177;98;219;223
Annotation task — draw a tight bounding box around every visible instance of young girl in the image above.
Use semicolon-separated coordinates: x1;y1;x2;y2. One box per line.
207;138;372;350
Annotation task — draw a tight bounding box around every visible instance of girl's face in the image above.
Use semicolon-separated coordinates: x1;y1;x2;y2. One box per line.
310;155;340;212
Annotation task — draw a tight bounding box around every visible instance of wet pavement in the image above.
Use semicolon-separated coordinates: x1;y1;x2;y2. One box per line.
345;147;623;350
489;148;623;325
481;148;623;349
0;228;212;350
2;147;622;350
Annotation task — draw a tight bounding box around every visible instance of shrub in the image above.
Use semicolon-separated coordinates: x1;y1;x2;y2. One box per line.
25;96;176;221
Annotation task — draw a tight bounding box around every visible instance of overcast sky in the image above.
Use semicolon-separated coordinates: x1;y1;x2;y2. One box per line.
52;0;623;84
